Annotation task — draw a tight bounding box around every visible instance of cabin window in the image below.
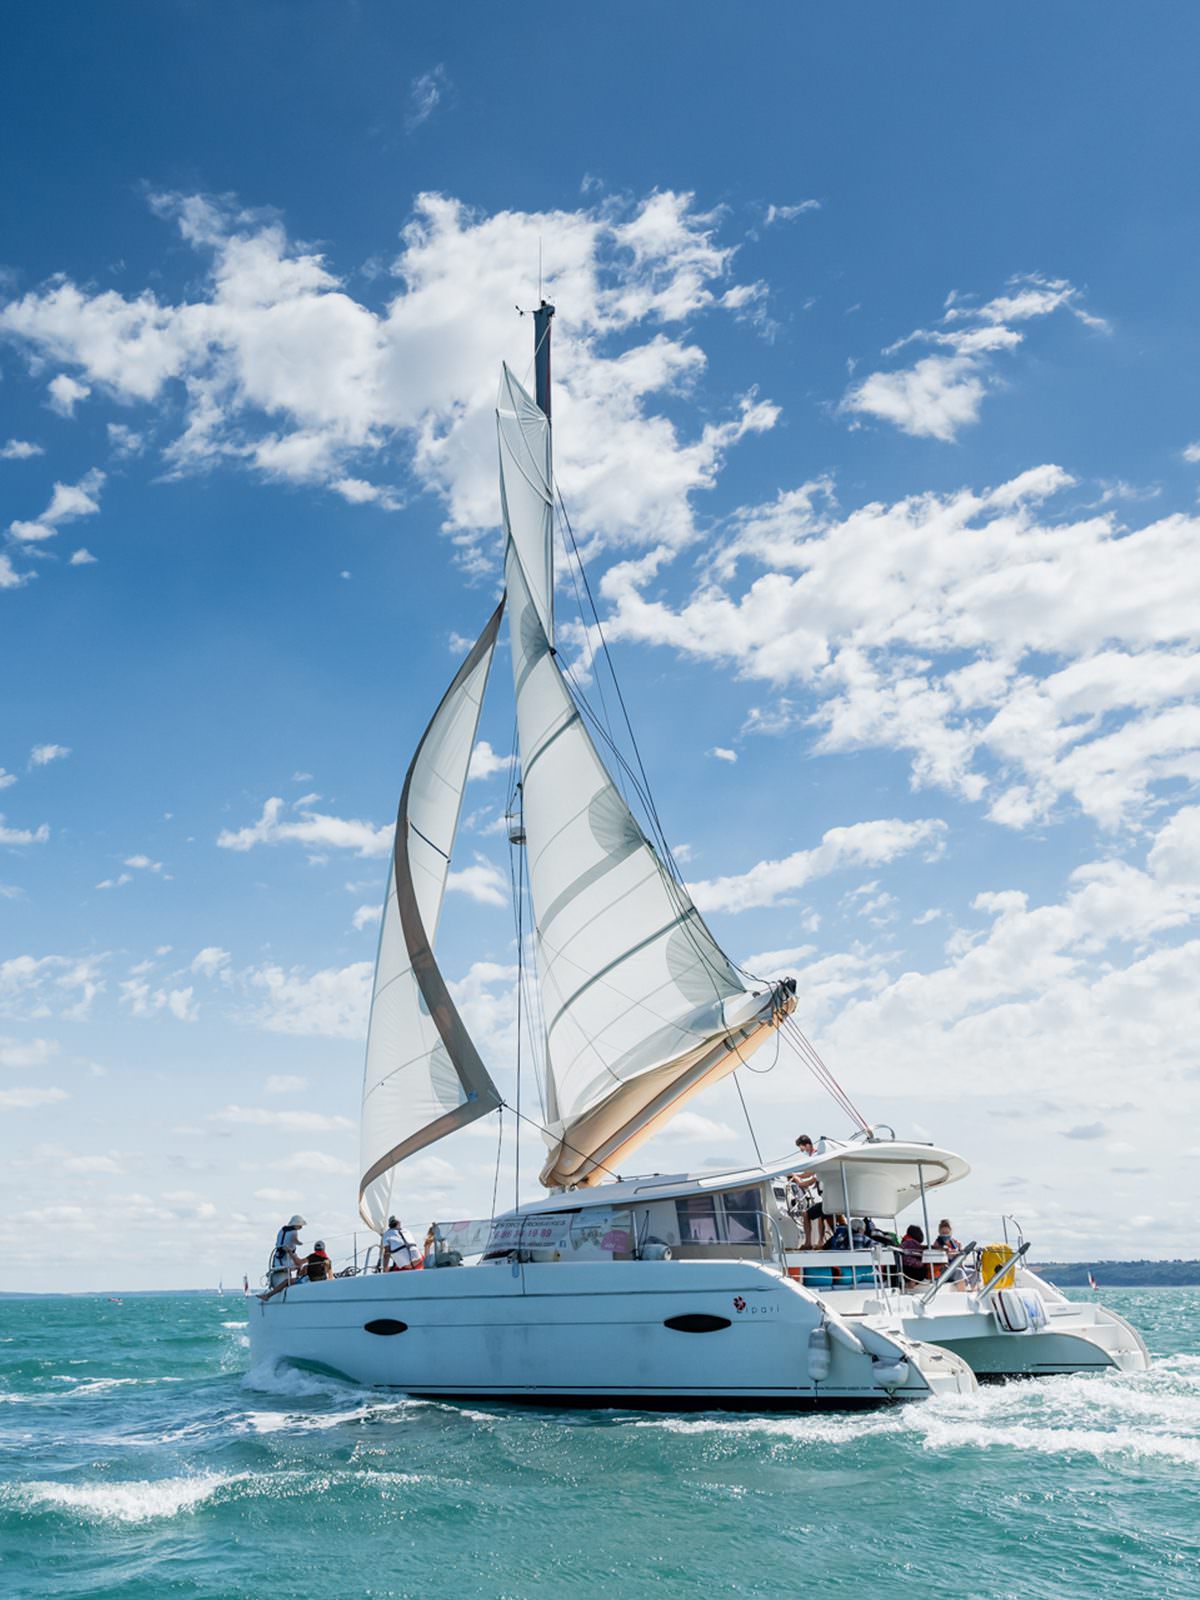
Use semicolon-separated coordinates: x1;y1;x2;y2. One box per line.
675;1194;719;1243
722;1187;763;1244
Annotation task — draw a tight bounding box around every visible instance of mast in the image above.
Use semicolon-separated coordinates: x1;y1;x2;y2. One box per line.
533;300;555;420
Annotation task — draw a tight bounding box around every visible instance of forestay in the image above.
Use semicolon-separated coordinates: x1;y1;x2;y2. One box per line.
358;603;505;1229
503;545;789;1190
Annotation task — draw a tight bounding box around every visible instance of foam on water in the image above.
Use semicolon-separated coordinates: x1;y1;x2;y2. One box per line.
7;1471;241;1524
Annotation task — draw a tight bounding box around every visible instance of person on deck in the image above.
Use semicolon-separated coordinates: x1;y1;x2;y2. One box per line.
787;1135;826;1249
269;1214;306;1290
933;1219;961;1254
381;1216;423;1272
301;1241;333;1282
899;1223;929;1283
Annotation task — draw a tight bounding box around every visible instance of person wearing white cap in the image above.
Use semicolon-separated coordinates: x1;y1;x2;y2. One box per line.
268;1213;307;1290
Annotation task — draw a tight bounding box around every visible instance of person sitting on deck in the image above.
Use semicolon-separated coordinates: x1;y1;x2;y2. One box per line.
933;1219;961;1254
269;1214;306;1291
381;1216;423;1272
300;1241;332;1282
825;1215;872;1252
899;1223;929;1283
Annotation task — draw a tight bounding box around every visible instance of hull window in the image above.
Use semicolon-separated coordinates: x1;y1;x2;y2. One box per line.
364;1319;409;1336
663;1313;733;1333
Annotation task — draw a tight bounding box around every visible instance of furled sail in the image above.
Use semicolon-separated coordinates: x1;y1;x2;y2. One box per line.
503;544;791;1190
358;602;505;1229
496;364;554;643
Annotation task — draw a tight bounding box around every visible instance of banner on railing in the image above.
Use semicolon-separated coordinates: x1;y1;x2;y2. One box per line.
433;1208;634;1261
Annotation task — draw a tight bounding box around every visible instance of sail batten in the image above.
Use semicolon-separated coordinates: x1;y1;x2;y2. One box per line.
358;600;505;1228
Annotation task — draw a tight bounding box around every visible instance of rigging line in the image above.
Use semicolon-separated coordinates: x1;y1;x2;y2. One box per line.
732;1070;765;1167
557;503;625;799
490;1106;504;1226
779;1014;870;1133
498;1095;624;1187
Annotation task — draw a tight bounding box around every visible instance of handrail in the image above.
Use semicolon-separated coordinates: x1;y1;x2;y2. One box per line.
918;1239;977;1307
977;1241;1030;1302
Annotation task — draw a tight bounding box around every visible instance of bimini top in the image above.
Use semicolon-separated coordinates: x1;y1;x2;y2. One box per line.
507;1136;970;1221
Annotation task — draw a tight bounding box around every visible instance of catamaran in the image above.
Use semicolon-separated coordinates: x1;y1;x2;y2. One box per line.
248;305;1145;1401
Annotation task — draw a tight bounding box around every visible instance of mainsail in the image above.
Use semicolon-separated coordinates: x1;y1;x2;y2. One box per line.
498;363;792;1190
358;603;505;1228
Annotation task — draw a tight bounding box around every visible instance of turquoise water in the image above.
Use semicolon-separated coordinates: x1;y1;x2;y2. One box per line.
0;1290;1197;1599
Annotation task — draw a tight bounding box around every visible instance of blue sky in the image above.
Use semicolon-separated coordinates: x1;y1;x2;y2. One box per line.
3;5;1199;1289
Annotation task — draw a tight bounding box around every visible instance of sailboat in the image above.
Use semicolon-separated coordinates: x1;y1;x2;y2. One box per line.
247;304;977;1408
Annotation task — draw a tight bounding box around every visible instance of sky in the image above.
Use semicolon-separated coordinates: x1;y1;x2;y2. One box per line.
3;4;1200;1291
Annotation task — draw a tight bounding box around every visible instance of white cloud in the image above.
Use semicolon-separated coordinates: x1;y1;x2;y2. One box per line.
96;873;132;890
8;469;104;551
1182;442;1200;465
709;746;738;763
243;960;372;1038
602;466;1200;830
689;817;945;914
264;1073;307;1095
210;1104;353;1132
106;422;144;457
30;743;71;767
69;548;97;565
0;1035;59;1069
0;769;15;789
407;64;449;131
119;979;198;1022
467;740;511;781
123;853;162;872
273;1149;353;1174
0;554;34;589
764;201;821;225
0;816;50;846
446;855;508;907
47;373;90;416
352;903;382;931
0;438;43;459
842;274;1103;442
0;1086;68;1110
191;946;231;977
217;796;391;858
0;189;777;566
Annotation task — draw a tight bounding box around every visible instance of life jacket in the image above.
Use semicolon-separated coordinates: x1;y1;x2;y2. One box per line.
305;1252;331;1281
271;1225;299;1271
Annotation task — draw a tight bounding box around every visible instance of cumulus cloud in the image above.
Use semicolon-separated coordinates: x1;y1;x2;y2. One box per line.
69;548;97;565
191;946;231;977
0;438;43;459
210;1104;353;1132
352;903;382;931
0;188;776;568
467;740;511;781
242;960;372;1038
0;816;50;846
47;374;90;416
217;796;391;858
0;1085;68;1110
446;855;508;907
8;470;103;549
764;201;821;225
0;1035;59;1069
30;743;71;766
709;746;738;763
601;467;1200;830
842;274;1105;441
119;979;198;1022
689;817;945;913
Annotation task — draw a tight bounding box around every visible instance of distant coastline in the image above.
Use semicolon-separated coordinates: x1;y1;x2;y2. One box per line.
1033;1260;1200;1288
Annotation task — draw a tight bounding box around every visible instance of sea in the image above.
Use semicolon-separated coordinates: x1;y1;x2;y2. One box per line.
0;1289;1197;1600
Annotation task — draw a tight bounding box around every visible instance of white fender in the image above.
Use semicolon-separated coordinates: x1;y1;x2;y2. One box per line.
807;1323;831;1382
871;1360;910;1390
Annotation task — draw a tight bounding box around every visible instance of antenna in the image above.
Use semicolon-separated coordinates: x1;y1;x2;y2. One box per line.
538;235;543;302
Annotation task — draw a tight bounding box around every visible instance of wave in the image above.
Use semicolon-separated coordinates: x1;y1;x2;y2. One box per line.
5;1471;241;1525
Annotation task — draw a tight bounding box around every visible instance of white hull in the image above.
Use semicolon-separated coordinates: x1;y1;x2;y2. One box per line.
248;1260;976;1410
829;1269;1150;1379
